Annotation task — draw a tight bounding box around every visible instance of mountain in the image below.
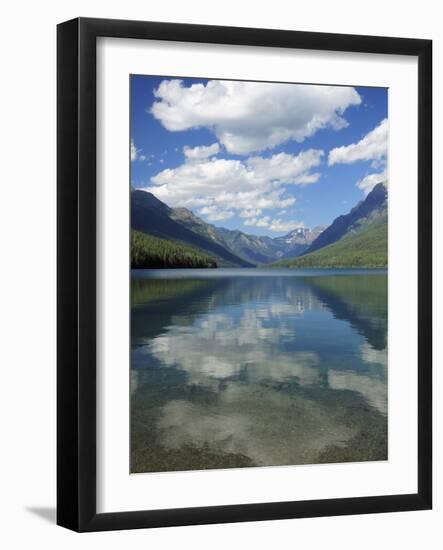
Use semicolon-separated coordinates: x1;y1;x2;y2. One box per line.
171;207;326;264
131;190;253;267
272;183;388;268
273;226;328;259
214;228;284;264
132;184;387;270
274;214;387;268
132;190;327;266
303;182;387;255
170;206;295;264
170;207;228;248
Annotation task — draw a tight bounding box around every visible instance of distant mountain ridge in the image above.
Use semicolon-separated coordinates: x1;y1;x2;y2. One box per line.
132;190;327;266
131;190;253;267
273;182;388;268
274;215;387;268
303;182;387;255
273;226;327;259
131;184;388;269
170;205;325;264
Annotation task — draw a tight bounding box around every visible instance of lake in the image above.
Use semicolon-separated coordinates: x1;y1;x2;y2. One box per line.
131;268;388;473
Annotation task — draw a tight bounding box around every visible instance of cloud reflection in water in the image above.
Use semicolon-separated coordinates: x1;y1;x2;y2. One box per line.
131;271;387;472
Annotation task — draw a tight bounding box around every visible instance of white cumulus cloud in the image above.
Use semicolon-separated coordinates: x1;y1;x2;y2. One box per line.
183;142;220;161
244;216;304;233
131;140;149;162
240;208;262;219
328;118;388;166
246;150;323;184
144;149;323;222
131;139;139;161
256;216;271;227
356;169;387;196
150;79;361;155
198;205;234;222
269;219;305;232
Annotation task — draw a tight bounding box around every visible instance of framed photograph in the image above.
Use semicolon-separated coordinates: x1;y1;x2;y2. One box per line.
57;17;432;532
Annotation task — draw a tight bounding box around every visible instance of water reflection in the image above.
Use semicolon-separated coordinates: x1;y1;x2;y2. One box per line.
131;269;387;473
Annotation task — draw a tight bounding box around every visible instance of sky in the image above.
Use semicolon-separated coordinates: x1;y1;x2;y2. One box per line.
131;75;387;237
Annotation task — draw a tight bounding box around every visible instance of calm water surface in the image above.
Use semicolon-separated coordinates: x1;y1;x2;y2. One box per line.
131;268;387;473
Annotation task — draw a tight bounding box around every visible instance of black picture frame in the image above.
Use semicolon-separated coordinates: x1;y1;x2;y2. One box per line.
57;17;432;532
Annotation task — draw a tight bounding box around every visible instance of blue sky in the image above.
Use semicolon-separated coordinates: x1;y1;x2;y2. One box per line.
131;75;387;236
